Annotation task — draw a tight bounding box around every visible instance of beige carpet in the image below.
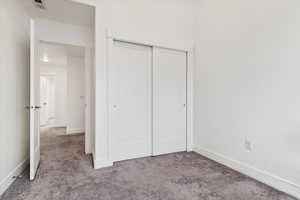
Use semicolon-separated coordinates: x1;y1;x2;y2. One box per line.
0;127;297;200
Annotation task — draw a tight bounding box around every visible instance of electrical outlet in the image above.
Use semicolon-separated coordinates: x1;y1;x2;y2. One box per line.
244;140;252;151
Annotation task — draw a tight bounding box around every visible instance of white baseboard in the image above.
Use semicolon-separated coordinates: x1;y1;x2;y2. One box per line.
67;128;85;135
193;147;300;199
93;156;113;169
41;125;67;129
0;159;29;196
50;125;67;128
85;145;92;155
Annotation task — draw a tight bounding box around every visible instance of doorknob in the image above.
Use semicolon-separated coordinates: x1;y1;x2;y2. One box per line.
24;106;40;110
24;105;33;109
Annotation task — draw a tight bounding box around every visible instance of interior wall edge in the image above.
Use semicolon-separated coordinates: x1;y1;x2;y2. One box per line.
193;146;300;199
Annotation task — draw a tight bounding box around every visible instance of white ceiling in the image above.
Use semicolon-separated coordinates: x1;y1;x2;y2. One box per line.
22;0;95;27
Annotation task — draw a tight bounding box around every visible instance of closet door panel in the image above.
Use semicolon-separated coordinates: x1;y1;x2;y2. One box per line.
109;41;152;162
153;47;187;155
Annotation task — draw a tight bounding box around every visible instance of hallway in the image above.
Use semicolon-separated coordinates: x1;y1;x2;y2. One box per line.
1;128;296;200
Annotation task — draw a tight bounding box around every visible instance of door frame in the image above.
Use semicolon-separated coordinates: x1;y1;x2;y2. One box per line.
38;40;93;154
84;47;93;154
105;31;194;164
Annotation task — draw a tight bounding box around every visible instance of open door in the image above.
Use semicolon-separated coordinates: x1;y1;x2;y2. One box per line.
30;19;41;181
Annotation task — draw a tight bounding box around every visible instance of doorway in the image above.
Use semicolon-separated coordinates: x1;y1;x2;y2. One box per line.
28;0;95;180
39;42;86;134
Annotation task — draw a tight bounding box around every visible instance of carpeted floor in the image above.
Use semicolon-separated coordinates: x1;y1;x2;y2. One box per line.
0;127;297;200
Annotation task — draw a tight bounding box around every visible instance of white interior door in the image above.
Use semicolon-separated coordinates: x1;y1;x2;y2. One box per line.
30;19;41;180
153;47;187;155
47;77;56;120
67;57;85;133
40;76;48;126
109;41;152;162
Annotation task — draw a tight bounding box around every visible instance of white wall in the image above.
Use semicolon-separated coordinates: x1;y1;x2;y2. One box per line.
0;0;30;195
71;1;300;197
91;52;95;155
40;66;68;127
85;48;93;153
92;0;197;167
36;18;93;47
194;0;300;198
67;56;85;133
110;0;197;49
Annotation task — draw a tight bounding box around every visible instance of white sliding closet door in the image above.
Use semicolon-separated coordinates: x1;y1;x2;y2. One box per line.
109;41;152;162
153;47;187;155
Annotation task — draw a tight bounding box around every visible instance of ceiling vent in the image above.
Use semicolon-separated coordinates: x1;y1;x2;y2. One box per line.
34;0;45;9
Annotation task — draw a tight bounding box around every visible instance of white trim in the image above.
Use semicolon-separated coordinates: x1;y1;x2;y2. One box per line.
152;47;158;155
186;50;194;152
0;159;29;196
67;128;85;134
42;124;67;128
93;157;113;169
107;36;113;162
193;146;300;199
85;47;92;154
149;44;153;157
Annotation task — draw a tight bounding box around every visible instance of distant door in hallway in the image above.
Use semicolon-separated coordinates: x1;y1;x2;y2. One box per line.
30;19;41;181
